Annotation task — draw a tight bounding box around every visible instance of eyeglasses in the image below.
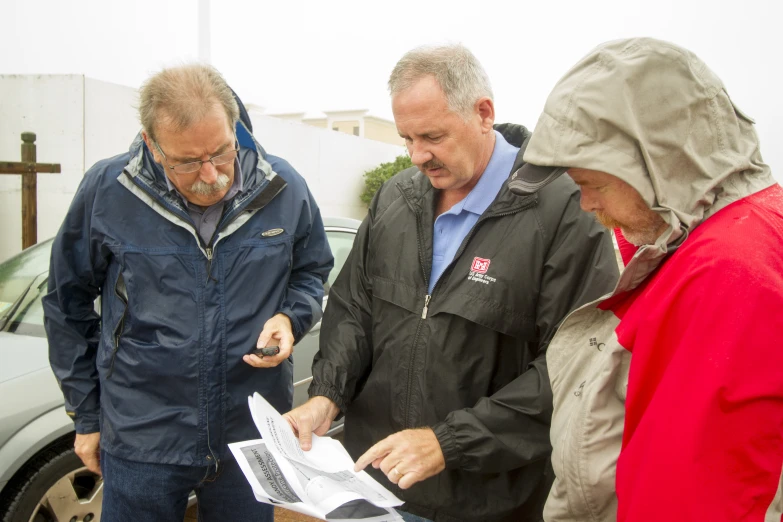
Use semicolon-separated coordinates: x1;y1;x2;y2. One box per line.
152;139;239;175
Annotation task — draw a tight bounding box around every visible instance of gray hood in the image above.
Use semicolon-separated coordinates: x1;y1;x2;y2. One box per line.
524;37;775;249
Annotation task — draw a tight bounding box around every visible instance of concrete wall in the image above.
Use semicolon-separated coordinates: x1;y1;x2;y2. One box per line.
84;78;139;171
0;75;404;261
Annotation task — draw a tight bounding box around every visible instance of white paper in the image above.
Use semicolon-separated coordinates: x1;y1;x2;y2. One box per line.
230;392;403;521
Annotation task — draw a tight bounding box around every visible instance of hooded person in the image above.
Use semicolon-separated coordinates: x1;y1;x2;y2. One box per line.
510;38;783;521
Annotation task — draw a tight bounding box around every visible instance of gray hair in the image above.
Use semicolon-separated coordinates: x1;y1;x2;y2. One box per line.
138;64;240;141
388;44;493;117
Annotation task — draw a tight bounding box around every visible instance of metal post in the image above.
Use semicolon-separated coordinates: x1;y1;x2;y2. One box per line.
20;132;37;249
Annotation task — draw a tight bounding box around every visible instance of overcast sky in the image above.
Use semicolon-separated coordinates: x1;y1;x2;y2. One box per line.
2;0;781;178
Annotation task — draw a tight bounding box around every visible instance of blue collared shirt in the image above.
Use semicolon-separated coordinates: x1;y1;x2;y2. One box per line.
429;131;519;293
164;157;244;245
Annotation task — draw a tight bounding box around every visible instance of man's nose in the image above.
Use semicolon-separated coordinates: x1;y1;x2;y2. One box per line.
579;189;599;213
408;142;432;166
199;160;219;184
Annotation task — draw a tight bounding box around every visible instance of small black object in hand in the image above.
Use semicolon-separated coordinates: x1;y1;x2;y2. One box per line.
249;345;280;357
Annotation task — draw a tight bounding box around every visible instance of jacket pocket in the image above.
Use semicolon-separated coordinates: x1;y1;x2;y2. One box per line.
106;272;128;379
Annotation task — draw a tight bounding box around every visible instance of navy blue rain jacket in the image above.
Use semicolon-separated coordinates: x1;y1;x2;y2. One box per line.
43;105;333;466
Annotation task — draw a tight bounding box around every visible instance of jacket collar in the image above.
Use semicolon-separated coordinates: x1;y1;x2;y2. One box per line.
397;123;538;216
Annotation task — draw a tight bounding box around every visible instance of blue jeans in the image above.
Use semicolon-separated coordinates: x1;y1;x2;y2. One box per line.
397;509;433;522
101;450;273;522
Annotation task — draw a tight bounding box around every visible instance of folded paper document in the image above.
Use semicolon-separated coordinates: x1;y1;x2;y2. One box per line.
230;393;404;521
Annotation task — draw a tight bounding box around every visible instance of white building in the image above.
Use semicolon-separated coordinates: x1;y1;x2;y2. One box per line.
271;109;404;146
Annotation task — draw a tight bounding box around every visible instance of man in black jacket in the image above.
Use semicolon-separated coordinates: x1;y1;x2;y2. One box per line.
285;44;619;522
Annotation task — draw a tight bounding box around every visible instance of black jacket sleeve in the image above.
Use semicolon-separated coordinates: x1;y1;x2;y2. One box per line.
432;185;620;472
308;192;379;411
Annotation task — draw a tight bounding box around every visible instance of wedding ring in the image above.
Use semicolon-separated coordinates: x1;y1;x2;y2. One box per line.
392;467;403;478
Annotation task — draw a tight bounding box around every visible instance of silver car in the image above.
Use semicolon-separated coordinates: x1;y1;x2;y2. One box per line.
0;216;359;522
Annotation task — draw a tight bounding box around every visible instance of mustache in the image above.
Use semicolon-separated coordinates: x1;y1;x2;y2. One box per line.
421;159;445;171
189;174;231;196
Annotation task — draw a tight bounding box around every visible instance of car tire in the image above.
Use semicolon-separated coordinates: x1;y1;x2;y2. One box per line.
0;439;102;522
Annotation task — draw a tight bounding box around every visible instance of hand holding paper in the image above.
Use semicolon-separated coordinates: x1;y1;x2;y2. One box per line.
284;396;341;451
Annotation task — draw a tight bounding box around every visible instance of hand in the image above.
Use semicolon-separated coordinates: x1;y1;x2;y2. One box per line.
243;313;294;368
74;432;102;475
354;428;445;490
283;397;340;451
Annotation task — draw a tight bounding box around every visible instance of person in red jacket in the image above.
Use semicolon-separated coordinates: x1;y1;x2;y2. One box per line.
510;37;783;521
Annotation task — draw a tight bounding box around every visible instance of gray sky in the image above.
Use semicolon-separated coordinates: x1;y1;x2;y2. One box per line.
2;0;781;178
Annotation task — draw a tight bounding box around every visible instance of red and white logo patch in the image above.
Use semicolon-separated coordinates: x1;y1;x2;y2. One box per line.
471;257;491;274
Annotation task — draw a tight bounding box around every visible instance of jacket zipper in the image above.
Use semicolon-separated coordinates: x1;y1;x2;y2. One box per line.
421;294;431;319
205;246;217;282
400;190;537;428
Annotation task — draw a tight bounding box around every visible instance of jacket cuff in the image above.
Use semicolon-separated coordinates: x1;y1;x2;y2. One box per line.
73;415;101;435
308;382;347;413
275;309;304;343
432;421;461;469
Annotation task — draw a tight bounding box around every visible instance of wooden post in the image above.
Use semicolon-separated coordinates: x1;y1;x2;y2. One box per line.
21;133;38;249
0;132;60;250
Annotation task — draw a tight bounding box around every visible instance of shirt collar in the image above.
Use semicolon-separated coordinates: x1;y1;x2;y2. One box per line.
461;130;520;215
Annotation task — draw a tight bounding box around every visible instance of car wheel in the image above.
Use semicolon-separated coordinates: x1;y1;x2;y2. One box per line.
0;442;102;522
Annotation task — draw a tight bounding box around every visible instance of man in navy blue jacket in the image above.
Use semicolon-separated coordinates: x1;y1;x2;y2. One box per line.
43;64;333;521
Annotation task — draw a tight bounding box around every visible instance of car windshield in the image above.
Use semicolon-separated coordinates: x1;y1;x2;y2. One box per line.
0;240;52;337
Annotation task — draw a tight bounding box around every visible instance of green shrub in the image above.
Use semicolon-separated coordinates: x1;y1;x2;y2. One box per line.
360;155;413;205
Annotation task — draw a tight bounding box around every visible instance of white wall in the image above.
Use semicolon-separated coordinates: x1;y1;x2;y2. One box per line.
84;78;140;170
0;75;404;261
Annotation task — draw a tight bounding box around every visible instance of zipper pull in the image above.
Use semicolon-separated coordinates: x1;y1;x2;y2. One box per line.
205;247;218;283
421;294;431;319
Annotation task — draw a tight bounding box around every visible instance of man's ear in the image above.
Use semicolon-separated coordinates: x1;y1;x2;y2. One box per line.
141;130;162;164
475;97;495;134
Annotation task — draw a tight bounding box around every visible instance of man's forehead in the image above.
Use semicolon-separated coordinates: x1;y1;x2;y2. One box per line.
157;119;234;157
393;101;459;138
397;120;448;138
567;168;603;182
392;77;450;116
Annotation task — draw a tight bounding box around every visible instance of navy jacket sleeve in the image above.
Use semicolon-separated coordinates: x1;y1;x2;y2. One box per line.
275;178;334;343
43;166;110;434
